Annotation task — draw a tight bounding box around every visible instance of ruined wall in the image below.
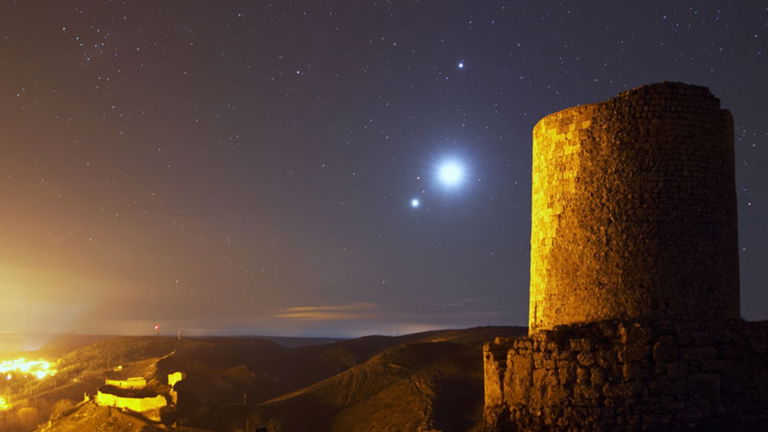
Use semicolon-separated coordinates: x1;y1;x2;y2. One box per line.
484;319;768;431
94;390;167;413
167;371;185;405
530;82;739;333
167;371;184;388
105;377;147;390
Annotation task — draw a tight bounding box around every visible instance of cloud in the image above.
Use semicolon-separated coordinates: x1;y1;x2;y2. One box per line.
437;298;492;308
275;302;376;321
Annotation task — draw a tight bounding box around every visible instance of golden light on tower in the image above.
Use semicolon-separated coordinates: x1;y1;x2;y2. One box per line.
528;82;738;334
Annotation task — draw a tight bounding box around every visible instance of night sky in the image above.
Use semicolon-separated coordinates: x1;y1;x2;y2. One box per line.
0;1;766;342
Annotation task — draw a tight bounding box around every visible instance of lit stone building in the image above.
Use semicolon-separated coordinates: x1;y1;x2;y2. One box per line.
484;82;768;431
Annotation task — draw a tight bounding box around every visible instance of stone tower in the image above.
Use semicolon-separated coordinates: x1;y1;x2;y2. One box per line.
484;83;768;432
529;82;739;333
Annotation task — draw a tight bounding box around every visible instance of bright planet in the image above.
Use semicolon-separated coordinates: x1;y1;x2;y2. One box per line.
437;160;466;188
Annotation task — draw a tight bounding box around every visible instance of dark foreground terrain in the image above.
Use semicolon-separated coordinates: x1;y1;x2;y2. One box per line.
0;326;525;432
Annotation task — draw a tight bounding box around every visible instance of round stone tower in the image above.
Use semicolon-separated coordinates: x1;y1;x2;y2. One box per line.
529;82;739;334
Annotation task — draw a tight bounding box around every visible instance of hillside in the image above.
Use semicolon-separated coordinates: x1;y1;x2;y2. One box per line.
36;401;164;432
0;327;527;432
190;327;527;432
244;341;484;432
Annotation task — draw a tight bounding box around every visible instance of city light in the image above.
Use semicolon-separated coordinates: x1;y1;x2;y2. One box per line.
0;358;57;380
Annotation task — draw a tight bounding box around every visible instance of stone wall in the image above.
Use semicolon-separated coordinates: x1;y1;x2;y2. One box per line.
105;377;147;390
168;371;185;405
168;371;184;388
484;319;768;431
530;82;739;333
94;389;167;417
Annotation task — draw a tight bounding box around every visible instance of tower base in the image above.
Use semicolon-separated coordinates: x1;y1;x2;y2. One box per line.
484;319;768;431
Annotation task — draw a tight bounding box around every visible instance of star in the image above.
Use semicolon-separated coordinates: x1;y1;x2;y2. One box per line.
410;198;420;208
457;61;465;69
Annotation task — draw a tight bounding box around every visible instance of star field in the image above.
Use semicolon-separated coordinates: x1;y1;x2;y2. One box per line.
0;1;766;339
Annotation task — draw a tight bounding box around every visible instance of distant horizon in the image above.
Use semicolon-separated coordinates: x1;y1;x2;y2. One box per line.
0;323;528;354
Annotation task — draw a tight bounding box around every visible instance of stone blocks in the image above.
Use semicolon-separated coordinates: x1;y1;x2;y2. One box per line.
529;82;739;333
485;83;764;431
484;319;768;431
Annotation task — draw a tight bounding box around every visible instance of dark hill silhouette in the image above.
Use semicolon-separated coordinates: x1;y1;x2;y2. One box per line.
188;327;527;432
21;326;525;432
243;341;480;432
